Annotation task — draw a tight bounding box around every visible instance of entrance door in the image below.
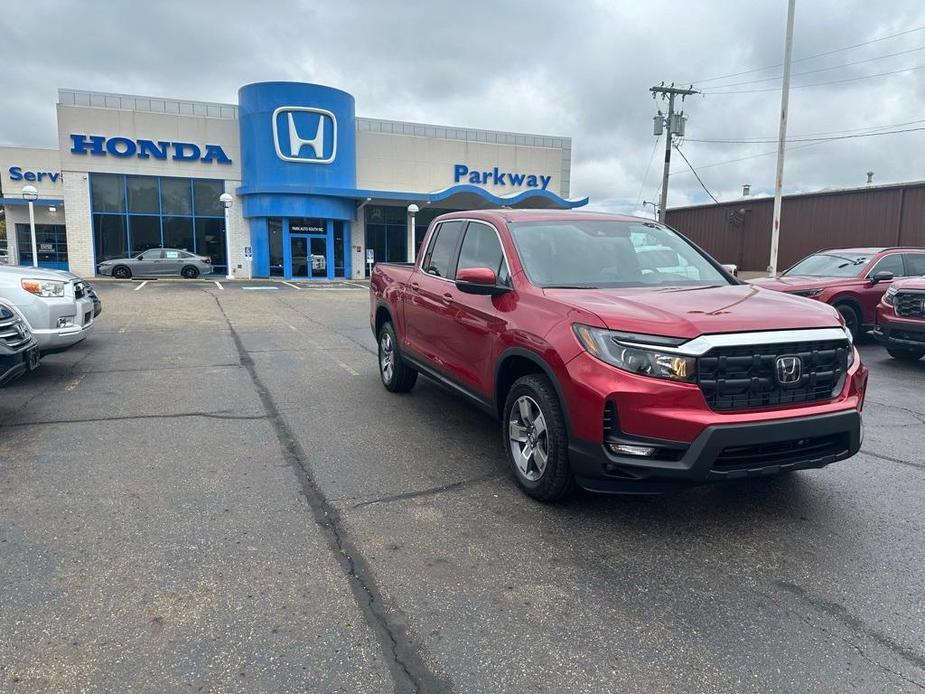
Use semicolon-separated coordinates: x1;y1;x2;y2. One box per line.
289;234;328;279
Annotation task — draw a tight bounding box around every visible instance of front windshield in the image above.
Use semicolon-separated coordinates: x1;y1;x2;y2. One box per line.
784;253;870;277
507;220;730;288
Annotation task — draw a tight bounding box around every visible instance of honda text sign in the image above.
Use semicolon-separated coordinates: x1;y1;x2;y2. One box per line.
272;107;337;164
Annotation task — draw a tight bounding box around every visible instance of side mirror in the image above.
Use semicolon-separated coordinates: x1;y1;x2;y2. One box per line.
456;267;509;296
871;271;894;284
136;255;144;261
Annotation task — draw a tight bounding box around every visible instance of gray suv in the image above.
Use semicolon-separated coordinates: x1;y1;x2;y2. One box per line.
97;248;213;279
0;266;99;354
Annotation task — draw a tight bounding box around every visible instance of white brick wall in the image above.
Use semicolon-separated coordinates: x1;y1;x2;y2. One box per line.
62;171;95;277
351;216;365;279
223;180;251;279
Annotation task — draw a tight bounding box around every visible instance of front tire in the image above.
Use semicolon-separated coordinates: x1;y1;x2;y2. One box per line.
503;374;574;502
181;265;200;279
112;265;132;279
835;302;861;340
887;346;925;361
378;323;417;392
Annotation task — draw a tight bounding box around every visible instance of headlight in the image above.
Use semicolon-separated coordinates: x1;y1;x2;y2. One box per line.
21;278;66;298
883;286;897;306
573;324;696;382
789;288;823;298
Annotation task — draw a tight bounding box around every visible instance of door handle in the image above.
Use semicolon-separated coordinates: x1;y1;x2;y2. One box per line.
441;292;454;303
410;282;421;291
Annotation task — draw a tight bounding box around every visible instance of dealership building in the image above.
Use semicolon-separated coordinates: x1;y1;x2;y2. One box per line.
0;82;585;279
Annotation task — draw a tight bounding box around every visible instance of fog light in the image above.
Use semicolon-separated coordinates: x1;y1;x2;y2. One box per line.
57;316;75;328
607;443;656;457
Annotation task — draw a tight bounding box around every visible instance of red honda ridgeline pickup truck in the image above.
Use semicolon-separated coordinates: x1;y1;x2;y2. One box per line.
370;210;868;501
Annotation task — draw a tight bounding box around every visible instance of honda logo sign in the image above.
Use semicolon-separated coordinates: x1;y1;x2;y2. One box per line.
272;106;337;163
775;355;803;386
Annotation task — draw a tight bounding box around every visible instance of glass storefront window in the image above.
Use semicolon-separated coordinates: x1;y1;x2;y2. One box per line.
193;179;225;216
268;218;284;277
128;216;162;254
16;224;68;269
93;215;127;262
127;176;160;214
334;221;345;277
160;178;192;215
195;218;226;267
90;174;226;272
163;216;195;251
91;174;125;213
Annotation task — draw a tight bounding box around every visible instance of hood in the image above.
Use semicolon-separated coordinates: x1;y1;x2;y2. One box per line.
894;276;925;291
0;265;81;282
543;284;842;339
749;275;854;292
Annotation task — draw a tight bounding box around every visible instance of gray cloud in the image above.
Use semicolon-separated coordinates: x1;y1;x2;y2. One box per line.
2;0;924;212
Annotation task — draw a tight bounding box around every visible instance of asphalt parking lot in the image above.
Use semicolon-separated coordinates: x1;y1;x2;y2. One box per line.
1;279;924;692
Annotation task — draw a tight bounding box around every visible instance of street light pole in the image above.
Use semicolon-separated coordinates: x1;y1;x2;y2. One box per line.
407;204;419;263
22;185;39;268
219;192;234;280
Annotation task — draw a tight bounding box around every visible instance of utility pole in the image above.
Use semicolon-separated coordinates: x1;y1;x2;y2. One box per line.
768;0;796;275
651;83;699;222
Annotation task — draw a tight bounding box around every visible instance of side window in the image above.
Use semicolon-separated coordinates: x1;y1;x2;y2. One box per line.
141;250;163;260
903;253;925;276
164;250;180;259
423;221;464;278
869;254;904;278
456;222;510;284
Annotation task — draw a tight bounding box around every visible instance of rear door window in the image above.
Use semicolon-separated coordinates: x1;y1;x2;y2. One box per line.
903;253;925;276
164;250;181;259
423;221;465;279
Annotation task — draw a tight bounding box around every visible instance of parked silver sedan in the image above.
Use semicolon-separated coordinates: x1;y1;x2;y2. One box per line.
97;248;213;279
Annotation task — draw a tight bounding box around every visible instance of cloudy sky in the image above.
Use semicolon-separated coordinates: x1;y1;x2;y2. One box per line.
2;0;924;213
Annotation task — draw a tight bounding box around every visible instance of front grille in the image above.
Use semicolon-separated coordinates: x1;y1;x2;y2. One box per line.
895;291;925;318
0;311;32;350
697;339;848;411
603;402;618;438
713;432;849;471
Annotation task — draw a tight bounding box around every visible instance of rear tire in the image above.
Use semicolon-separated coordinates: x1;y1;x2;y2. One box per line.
887;346;925;361
503;374;574;502
835;302;862;340
378;322;417;392
181;266;200;279
112;265;132;279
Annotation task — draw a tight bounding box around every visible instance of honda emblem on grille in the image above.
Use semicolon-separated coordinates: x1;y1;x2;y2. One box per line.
775;355;802;385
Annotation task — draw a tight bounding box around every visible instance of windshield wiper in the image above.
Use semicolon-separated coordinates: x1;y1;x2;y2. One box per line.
543;284;599;289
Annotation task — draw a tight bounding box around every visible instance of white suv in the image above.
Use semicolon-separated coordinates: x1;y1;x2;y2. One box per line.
0;266;100;354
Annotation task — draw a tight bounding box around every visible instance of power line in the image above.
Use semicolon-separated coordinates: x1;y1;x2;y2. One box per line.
684;125;925;144
668;140;828;176
682;117;925;144
690;25;925;84
705;44;925;89
672;144;720;203
635;134;661;206
703;63;925;94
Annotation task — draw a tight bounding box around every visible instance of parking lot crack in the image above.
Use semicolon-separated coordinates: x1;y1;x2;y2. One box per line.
860;449;925;471
352;473;505;509
774;580;925;677
209;293;452;694
0;411;267;428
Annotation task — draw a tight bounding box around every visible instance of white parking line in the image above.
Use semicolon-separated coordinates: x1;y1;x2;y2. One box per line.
133;281;148;291
280;281;302;290
214;280;224;290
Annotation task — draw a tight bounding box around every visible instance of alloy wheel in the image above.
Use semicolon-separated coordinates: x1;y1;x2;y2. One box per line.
508;395;549;481
379;332;395;383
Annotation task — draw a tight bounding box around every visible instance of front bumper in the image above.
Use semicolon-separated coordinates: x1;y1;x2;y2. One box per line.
569;409;863;493
0;345;40;386
872;312;925;348
17;296;97;353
